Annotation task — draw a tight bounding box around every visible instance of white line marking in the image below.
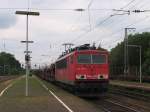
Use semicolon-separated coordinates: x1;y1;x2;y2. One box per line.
48;90;74;112
36;78;74;112
0;76;24;97
0;83;13;97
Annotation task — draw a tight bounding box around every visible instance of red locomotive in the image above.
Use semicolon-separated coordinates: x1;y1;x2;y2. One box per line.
37;44;109;97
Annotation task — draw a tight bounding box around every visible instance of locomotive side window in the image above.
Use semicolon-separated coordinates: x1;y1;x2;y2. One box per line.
77;54;91;64
56;58;67;69
92;54;106;64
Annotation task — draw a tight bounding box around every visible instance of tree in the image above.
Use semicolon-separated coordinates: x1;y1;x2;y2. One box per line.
0;52;22;75
110;32;150;76
142;48;150;75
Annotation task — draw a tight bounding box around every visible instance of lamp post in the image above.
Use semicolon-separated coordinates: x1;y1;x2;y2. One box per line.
16;11;40;96
127;45;142;83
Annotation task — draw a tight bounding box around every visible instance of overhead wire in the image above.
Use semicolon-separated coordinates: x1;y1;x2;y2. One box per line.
0;0;148;64
138;0;150;10
52;0;96;51
93;0;137;26
96;0;141;29
95;0;138;25
128;0;148;10
99;0;150;48
1;0;149;54
97;15;150;48
121;0;136;9
70;0;138;44
94;0;146;40
79;0;150;48
0;7;114;11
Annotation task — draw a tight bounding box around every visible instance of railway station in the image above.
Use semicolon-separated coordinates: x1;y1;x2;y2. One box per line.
0;0;150;112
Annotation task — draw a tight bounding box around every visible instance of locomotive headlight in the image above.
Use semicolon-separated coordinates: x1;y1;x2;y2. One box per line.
76;74;86;79
98;74;108;79
98;74;104;79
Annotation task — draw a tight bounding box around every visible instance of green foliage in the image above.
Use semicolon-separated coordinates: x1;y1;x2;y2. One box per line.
110;42;124;66
110;32;150;75
0;52;22;75
142;48;150;75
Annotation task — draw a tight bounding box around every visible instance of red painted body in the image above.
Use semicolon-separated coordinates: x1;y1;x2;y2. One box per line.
36;48;109;96
55;50;109;87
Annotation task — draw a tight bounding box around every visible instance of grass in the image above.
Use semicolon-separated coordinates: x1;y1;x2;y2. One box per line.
0;76;105;112
0;78;15;92
0;76;61;112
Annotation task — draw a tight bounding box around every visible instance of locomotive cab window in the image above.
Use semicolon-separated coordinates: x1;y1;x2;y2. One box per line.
77;54;91;64
77;54;107;64
92;54;106;64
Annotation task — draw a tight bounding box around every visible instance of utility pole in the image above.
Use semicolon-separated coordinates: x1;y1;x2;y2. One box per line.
124;28;135;76
2;39;6;52
3;39;5;52
139;46;142;83
15;11;40;96
87;0;93;31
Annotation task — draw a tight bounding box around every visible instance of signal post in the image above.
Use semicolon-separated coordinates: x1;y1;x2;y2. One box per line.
16;11;40;96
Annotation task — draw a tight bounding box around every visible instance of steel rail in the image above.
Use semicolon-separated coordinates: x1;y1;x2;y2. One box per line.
108;88;150;102
105;99;141;112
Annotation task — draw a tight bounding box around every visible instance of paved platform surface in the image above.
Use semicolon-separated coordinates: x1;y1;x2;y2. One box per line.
110;80;150;92
0;76;103;112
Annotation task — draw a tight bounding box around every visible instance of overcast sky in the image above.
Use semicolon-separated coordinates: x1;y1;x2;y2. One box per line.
0;0;150;67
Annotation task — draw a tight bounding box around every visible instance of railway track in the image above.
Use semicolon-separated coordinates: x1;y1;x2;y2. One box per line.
93;98;142;112
0;76;19;83
84;87;150;112
108;87;150;102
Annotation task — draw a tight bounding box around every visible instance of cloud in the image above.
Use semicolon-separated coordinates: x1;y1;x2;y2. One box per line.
30;0;88;9
0;0;150;65
0;12;17;29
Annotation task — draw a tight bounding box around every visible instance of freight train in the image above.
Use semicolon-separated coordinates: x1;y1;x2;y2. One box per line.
36;44;109;97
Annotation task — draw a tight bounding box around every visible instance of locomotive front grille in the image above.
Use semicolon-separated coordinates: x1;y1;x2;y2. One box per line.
75;80;108;89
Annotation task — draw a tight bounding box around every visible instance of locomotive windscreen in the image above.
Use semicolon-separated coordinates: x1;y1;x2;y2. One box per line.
92;54;106;64
77;54;106;64
77;54;91;64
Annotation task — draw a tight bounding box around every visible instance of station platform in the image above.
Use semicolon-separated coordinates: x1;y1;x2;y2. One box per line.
110;80;150;92
0;76;103;112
